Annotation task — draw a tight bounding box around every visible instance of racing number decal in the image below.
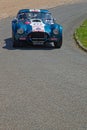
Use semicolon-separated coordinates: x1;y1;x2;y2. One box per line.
31;22;45;32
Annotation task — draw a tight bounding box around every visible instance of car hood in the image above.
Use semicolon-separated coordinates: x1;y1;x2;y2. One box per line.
17;19;52;34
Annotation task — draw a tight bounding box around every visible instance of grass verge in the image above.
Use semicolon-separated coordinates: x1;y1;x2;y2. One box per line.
75;20;87;49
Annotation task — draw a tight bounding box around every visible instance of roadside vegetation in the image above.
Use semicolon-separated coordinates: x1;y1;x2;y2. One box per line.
75;20;87;49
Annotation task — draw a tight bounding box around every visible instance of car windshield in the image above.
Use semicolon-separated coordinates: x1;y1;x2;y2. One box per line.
18;12;53;21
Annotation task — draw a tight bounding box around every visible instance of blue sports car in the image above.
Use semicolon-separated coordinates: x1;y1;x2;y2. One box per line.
12;9;63;48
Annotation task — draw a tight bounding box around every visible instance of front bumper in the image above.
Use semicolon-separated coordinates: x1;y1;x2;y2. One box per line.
15;32;60;42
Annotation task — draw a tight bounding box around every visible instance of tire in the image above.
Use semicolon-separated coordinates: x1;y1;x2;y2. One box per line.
54;39;62;48
13;40;19;47
12;32;20;47
12;32;17;47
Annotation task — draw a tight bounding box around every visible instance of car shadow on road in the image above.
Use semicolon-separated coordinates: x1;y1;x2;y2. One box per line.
3;38;14;50
3;38;55;50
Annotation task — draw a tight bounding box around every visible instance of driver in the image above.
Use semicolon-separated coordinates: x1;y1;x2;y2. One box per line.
18;13;27;20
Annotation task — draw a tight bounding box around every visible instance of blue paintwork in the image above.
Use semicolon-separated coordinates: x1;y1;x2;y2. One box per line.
12;9;63;48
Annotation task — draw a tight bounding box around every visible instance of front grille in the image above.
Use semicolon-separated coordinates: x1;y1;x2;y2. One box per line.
28;32;49;41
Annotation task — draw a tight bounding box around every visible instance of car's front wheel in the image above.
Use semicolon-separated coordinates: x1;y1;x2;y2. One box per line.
54;39;62;48
12;32;19;47
13;40;19;47
12;33;20;47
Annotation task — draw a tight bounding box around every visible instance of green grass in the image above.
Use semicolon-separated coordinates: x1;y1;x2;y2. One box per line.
75;20;87;48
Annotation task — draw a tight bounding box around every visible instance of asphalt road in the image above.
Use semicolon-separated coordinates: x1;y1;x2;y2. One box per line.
0;2;87;130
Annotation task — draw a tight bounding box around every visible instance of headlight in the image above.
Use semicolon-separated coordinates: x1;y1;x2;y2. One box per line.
17;28;24;34
53;29;59;35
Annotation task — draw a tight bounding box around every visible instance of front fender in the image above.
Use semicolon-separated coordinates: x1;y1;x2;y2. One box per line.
52;23;62;32
12;22;32;34
51;23;63;38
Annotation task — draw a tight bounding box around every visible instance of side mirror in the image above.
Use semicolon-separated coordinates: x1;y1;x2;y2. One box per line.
53;18;56;22
12;18;17;23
